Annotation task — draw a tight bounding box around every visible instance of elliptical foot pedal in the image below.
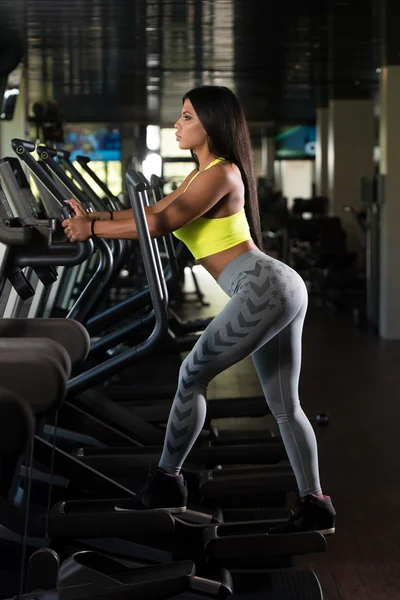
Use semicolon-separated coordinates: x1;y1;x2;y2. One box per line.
27;548;60;592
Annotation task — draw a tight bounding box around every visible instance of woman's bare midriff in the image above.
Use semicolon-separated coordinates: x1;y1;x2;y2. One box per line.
198;239;260;281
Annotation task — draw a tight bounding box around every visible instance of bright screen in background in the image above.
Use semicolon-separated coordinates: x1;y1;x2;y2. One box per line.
63;124;121;161
275;125;316;159
0;64;23;121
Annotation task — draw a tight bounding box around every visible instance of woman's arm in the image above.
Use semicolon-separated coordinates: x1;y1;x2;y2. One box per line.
62;165;231;243
62;208;158;242
95;209;133;221
64;201;133;222
68;168;198;222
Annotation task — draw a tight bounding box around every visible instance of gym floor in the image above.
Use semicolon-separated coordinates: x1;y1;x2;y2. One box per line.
179;266;400;600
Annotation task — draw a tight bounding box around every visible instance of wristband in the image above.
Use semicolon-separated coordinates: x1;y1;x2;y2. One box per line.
91;220;97;238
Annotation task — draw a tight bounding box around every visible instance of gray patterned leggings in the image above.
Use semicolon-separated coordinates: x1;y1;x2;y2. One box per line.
159;249;322;497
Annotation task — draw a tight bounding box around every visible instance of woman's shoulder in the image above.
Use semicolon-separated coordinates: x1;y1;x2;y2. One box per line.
216;161;242;187
196;159;241;189
212;159;240;176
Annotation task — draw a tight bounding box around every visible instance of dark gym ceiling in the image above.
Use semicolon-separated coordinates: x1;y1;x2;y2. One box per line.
23;0;382;126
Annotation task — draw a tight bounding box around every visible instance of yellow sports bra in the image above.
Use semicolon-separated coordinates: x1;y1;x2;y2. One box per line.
172;157;251;260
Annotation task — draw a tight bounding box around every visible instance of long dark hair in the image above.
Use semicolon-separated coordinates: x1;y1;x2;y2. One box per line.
183;85;263;250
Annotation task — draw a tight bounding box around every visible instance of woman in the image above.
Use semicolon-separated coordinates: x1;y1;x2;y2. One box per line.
63;85;336;535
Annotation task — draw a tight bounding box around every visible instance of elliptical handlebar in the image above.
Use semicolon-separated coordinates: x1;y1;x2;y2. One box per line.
76;155;90;166
136;172;152;191
14;239;94;268
11;139;35;153
11;138;74;219
0;220;32;245
126;170;147;193
67;169;168;393
36;145;91;212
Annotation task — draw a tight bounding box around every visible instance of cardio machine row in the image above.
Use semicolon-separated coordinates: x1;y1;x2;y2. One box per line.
0;138;327;600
